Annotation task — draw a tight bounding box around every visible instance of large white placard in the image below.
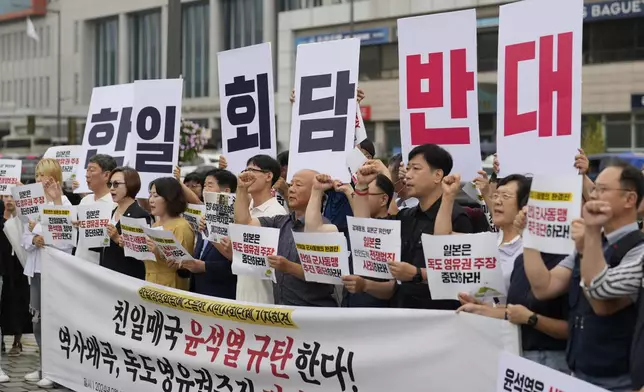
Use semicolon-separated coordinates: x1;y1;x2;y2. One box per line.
229;223;280;280
11;183;46;221
120;216;155;261
143;227;194;263
204;191;236;242
496;0;583;176
219;43;276;174
77;84;134;194
77;203;113;249
131;79;183;198
42;246;520;392
523;174;582;255
292;231;350;285
422;232;506;301
497;352;608;392
43;145;82;182
287;38;360;183
41;205;77;247
398;10;482;181
0;159;22;195
347;217;399;280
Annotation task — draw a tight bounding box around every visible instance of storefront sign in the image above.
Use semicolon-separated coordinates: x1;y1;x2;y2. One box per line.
295;27;390;46
584;0;644;21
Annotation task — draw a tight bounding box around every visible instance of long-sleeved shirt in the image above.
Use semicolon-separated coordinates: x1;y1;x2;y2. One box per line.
22;196;74;278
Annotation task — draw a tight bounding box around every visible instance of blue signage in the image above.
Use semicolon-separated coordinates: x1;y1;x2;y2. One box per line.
584;0;644;21
294;27;390;47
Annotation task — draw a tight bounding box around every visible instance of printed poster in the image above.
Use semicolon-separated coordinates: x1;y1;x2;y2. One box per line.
204;192;236;243
11;183;46;222
120;216;155;261
41;205;77;247
292;231;351;285
229;223;280;280
0;159;22;196
184;203;205;234
77;203;113;249
143;227;194;263
347;217;399;279
44;146;82;182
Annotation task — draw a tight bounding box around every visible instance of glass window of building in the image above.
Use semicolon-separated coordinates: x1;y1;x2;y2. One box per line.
384;121;402;156
129;10;162;81
605;113;632;149
182;1;210;98
223;0;263;50
478;30;498;72
583;19;644;64
94;17;119;87
359;43;399;81
634;114;644;149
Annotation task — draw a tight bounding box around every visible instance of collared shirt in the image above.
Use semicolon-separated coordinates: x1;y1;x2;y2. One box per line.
258;212;337;307
497;230;523;291
76;192;115;264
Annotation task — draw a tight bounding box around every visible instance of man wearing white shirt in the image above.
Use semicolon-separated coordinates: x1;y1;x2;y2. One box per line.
239;155;287;304
76;154;116;264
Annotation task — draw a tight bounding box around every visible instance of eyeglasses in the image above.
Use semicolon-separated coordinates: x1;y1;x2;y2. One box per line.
107;181;125;189
491;192;515;201
242;168;268;174
592;185;633;195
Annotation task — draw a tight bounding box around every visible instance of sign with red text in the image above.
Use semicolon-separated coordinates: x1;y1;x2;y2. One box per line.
347;217;399;280
77;203;113;249
0;159;22;195
398;9;482;181
204;192;236;243
42;247;521;392
184;203;205;234
143;227;194;264
288;38;360;184
523;174;582;255
497;352;608;392
120;216;155;261
292;231;351;285
496;0;583;177
44;146;82;182
11;183;46;221
41;206;77;247
422;232;506;301
229;223;280;281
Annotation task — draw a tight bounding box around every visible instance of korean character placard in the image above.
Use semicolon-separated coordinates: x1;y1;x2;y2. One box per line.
41;206;77;247
204;192;236;243
143;227;194;264
422;232;506;301
11;183;46;222
218;43;276;174
184;203;205;234
119;216;155;261
77;84;135;194
229;223;280;281
523;174;582;255
44;145;82;182
397;9;482;181
287;38;360;184
77;203;113;249
292;231;351;285
131;79;183;198
347;216;400;280
496;0;582;177
0;159;22;196
496;352;608;392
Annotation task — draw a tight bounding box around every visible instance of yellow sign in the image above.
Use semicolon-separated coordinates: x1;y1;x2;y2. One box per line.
529;191;572;202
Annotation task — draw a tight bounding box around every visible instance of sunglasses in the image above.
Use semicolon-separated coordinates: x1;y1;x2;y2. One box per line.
107;181;126;189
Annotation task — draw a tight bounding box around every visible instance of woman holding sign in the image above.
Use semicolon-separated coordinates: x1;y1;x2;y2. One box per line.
20;158;72;389
102;167;152;280
145;178;195;290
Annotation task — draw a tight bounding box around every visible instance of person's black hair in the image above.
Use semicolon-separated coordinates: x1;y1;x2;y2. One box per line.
183;172;205;187
408;144;453;176
374;174;394;207
88;154;117;173
276;151;289;168
607;160;644;206
247;155;281;186
205;169;238;193
359;139;376;158
497;174;533;210
149;177;186;217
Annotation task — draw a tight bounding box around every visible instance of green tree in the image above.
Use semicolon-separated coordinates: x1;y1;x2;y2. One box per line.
581;115;605;155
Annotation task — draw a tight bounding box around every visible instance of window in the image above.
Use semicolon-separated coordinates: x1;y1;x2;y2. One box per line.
73;73;79;104
605;113;632;149
583;19;644;64
129;10;162;81
5;139;31;148
359;43;399;81
39;77;44;107
31;78;36;107
223;0;263;50
384;121;402;155
635;114;644;148
94;17;119;87
478;30;498;72
45;26;50;57
45;76;50;107
182;2;209;98
364;121;376;144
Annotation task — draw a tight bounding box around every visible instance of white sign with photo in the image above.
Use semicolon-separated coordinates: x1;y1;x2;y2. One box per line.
204;192;236;243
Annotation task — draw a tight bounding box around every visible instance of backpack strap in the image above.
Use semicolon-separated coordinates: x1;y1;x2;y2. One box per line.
607;230;644;268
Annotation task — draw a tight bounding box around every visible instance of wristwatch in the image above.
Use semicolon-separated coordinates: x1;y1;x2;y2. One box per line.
412;267;423;283
527;313;539;327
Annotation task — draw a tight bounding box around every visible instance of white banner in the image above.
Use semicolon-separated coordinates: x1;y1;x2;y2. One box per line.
354;103;367;145
397;10;482;181
42;247;520;392
120;216;155;261
219;43;277;174
523;174;582;255
77;203;113;249
229;223;279;280
184;203;205;234
77;84;134;194
41;205;77;247
11;183;46;221
204;191;236;243
43;145;82;182
131;79;183;198
347;217;399;280
497;352;608;392
422;232;506;301
288;38;360;183
292;231;350;285
143;227;193;263
496;0;583;177
0;159;22;195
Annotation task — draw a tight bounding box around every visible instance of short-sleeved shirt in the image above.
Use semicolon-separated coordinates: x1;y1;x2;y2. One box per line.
258;213;338;307
393;197;474;310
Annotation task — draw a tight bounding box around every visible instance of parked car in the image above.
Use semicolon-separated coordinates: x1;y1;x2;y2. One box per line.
179;152;222;180
0;152;40;184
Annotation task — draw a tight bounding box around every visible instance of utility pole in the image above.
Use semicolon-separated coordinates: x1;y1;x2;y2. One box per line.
45;6;62;139
349;0;355;34
167;0;182;79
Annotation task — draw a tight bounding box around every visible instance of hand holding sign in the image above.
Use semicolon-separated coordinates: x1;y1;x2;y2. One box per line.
356;87;365;103
33;235;45;248
107;224;120;242
313;174;334;192
473;170;491;196
146;237;158;256
574;148;589;175
342;275;366;294
442;174;462;199
237;172;257;190
513;207;527;233
181;259;206;273
387;261;416;282
571;218;585;253
583;200;612;228
267;255;292;273
505;304;531;325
